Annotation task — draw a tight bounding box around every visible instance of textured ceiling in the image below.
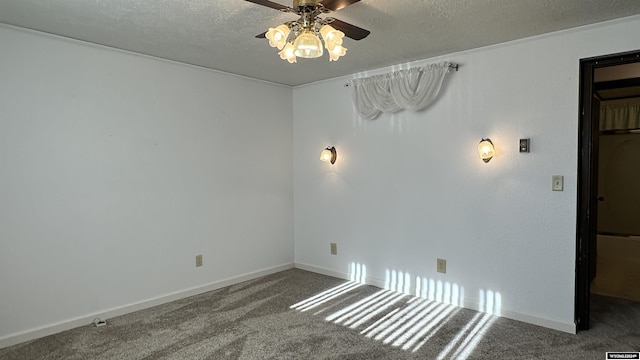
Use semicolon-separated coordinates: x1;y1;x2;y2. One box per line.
1;0;640;86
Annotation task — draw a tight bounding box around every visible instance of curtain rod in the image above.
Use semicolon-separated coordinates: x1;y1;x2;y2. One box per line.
344;63;459;87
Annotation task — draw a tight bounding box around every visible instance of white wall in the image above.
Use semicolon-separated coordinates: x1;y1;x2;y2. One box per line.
0;25;293;346
293;16;640;333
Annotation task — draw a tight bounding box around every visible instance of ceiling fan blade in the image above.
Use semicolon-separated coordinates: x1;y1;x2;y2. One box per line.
321;0;361;11
330;19;370;40
245;0;290;11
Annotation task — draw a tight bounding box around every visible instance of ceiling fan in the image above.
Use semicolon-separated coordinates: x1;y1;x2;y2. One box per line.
245;0;370;62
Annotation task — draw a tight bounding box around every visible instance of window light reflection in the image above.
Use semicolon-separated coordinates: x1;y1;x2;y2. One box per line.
289;263;500;357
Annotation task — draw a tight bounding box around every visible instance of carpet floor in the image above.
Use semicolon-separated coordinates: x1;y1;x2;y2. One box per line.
1;269;639;359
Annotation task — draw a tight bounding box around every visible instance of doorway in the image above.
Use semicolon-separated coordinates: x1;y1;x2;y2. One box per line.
576;50;640;330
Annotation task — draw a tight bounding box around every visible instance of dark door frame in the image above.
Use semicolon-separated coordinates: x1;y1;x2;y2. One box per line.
576;50;640;331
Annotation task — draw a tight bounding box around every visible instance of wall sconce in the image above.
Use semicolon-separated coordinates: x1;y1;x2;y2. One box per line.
478;138;495;163
320;146;337;164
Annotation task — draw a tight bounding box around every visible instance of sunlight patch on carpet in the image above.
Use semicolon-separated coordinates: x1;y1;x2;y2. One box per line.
289;263;501;357
290;281;363;312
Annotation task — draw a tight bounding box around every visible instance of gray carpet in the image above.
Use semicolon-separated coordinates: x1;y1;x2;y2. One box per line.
1;269;639;359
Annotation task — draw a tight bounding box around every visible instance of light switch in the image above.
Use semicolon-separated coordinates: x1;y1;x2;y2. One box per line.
552;175;564;191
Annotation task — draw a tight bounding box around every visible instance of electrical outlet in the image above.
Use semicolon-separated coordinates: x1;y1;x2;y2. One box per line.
330;243;337;255
196;255;203;267
437;258;446;274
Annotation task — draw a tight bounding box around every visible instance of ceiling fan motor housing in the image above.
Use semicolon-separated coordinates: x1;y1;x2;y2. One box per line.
293;0;321;8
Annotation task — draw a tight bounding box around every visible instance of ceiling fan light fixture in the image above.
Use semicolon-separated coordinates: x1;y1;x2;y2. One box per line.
251;0;370;63
320;25;344;46
278;42;297;63
265;24;290;50
328;44;347;61
293;31;323;58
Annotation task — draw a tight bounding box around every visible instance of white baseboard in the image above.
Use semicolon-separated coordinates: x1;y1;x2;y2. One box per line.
0;262;295;349
294;262;351;281
294;262;576;334
459;297;576;334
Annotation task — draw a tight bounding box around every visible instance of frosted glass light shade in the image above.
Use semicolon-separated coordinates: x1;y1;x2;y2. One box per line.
320;25;344;46
266;24;290;50
278;43;297;63
293;31;323;58
328;44;347;61
320;146;337;164
320;25;346;61
478;138;495;163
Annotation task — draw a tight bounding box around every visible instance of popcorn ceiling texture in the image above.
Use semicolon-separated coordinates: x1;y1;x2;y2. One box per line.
1;0;640;85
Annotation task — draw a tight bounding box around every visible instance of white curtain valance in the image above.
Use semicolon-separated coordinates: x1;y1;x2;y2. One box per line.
348;62;452;120
600;102;640;130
